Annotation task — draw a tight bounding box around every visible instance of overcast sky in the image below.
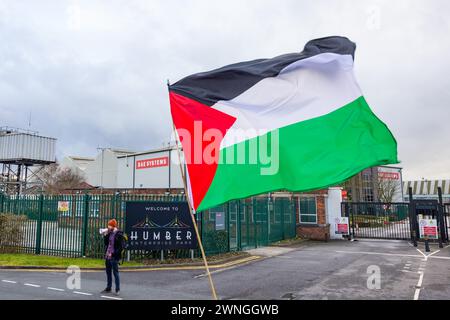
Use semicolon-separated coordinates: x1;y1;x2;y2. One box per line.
0;0;449;181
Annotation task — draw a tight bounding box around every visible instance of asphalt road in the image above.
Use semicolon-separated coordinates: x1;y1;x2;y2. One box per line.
0;239;449;300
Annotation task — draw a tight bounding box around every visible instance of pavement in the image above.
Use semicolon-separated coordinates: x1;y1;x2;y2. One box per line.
0;239;449;300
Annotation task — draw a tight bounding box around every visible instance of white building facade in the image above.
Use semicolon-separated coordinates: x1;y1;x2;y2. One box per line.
116;146;184;190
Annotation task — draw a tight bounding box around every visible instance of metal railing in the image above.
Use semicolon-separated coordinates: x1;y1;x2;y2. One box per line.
342;202;411;240
0;193;297;258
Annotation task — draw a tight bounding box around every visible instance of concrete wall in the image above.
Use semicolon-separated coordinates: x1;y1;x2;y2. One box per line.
326;187;344;240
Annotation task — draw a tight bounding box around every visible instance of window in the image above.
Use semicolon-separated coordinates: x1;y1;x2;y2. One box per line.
362;170;375;202
254;199;267;223
299;197;317;224
363;187;374;202
240;203;246;223
229;202;237;222
208;205;225;222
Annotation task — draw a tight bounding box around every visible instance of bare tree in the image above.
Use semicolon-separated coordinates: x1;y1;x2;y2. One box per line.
37;163;86;194
375;175;399;203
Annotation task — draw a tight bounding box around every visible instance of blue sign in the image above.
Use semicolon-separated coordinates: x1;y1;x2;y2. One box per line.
125;201;198;250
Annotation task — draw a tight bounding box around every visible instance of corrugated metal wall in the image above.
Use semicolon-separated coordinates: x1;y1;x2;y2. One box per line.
0;133;56;163
403;180;450;195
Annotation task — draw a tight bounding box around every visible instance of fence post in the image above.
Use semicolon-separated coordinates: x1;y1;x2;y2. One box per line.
267;197;271;244
0;193;4;212
81;193;90;257
281;198;285;240
408;187;418;247
226;202;230;252
437;187;446;245
35;194;44;255
237;201;241;250
252;198;257;248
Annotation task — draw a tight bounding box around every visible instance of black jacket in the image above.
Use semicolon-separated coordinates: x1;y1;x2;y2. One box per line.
103;230;124;260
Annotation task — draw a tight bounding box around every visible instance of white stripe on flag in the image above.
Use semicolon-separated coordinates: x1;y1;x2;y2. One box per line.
212;53;361;149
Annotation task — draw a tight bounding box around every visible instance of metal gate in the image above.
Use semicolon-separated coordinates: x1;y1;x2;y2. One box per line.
445;204;450;242
342;200;449;243
342;202;411;240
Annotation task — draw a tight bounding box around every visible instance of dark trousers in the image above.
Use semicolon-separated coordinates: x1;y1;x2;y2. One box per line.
105;259;120;291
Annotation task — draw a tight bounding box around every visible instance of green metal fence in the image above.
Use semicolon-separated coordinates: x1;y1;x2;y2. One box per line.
0;193;297;258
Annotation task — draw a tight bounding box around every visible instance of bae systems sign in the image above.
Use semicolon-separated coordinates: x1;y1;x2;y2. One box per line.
136;156;169;169
125;201;198;250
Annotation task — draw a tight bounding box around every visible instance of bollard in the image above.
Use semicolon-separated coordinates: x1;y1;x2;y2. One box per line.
425;239;430;252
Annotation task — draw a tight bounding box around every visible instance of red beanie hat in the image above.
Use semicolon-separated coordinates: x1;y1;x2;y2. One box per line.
108;219;117;228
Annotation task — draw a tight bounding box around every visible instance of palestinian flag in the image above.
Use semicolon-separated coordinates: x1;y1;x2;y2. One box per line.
169;36;398;212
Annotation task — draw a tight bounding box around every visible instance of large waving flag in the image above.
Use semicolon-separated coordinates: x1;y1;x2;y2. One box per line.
169;36;398;212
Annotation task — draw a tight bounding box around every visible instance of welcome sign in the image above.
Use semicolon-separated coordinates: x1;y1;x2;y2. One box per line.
125;201;198;250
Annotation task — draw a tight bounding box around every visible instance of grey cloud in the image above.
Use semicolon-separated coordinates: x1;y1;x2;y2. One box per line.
0;0;449;180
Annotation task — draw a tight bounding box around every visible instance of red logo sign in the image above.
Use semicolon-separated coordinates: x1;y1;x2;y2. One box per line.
423;226;437;237
136;156;169;169
378;172;400;180
337;223;349;234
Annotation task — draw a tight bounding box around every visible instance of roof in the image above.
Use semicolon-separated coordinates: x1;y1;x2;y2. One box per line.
69;156;95;161
403;179;450;195
117;145;181;158
108;148;137;156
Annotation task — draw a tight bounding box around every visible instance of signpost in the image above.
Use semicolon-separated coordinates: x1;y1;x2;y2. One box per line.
419;219;438;240
57;201;69;212
335;217;349;235
125;201;198;251
215;212;225;231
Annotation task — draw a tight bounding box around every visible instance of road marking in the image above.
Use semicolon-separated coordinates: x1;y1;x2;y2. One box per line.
427;255;450;260
194;256;264;279
414;271;424;301
47;287;65;292
24;283;40;288
101;295;122;300
335;250;423;259
73;291;92;296
1;280;17;284
415;249;428;260
427;250;441;257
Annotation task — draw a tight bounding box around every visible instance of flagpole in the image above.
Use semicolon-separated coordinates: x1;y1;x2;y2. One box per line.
168;82;218;300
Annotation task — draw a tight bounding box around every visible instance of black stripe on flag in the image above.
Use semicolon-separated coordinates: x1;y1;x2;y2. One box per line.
169;36;356;106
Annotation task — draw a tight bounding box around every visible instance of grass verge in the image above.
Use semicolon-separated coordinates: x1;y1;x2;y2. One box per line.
0;251;249;268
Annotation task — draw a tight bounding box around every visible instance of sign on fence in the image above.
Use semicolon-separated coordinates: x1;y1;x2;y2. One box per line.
57;201;69;212
215;212;225;231
335;217;349;235
419;219;438;239
125;201;198;250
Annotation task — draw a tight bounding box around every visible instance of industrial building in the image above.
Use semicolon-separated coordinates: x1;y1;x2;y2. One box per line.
116;146;184;191
342;165;403;202
403;179;450;203
61;148;136;189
